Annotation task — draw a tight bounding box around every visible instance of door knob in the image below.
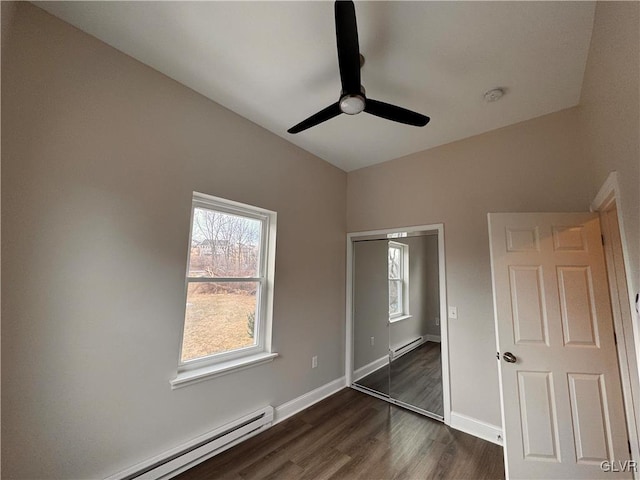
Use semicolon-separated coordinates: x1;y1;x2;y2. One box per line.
503;352;517;363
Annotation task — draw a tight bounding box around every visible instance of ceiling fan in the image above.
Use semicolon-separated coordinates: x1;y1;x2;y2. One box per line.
288;1;430;134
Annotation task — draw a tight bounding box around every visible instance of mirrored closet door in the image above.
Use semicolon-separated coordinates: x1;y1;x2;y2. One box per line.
353;239;390;398
351;230;444;420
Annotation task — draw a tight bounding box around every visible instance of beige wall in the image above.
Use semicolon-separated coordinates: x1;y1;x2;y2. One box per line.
348;107;592;426
353;240;389;371
0;5;16;478
578;1;639;359
415;235;441;338
1;4;346;478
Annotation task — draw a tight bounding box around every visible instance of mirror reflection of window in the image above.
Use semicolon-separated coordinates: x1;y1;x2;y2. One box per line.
388;242;409;319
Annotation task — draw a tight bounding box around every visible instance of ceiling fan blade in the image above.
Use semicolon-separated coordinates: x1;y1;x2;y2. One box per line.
335;1;361;95
287;102;342;134
364;99;430;127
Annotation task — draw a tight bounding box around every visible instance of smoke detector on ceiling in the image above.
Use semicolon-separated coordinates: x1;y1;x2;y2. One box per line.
484;88;505;103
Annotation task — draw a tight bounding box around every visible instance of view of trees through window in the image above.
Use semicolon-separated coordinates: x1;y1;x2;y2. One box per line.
181;207;263;362
189;207;261;279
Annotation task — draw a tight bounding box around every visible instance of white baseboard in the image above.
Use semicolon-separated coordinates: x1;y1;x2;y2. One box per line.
274;376;346;424
450;411;503;446
353;356;389;382
424;334;441;343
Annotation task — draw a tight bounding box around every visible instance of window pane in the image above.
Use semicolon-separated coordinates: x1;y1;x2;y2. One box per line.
389;280;402;315
181;281;259;362
389;246;401;279
189;207;262;278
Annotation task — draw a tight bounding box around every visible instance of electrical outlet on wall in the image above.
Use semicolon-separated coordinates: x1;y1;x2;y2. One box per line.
435;317;440;326
312;356;318;369
370;336;375;346
448;306;458;319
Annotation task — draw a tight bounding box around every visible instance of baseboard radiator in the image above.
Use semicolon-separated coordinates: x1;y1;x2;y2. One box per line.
390;336;423;360
107;406;274;480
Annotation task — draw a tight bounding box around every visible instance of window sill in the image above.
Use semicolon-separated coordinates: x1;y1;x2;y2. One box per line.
171;352;279;389
389;314;412;324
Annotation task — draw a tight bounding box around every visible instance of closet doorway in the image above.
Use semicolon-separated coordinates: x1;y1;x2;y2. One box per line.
346;225;451;423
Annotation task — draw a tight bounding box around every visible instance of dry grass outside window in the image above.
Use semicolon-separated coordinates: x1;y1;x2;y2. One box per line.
181;290;257;362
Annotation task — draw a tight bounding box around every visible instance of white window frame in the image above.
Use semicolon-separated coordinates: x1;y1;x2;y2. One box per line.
388;241;410;321
171;192;277;389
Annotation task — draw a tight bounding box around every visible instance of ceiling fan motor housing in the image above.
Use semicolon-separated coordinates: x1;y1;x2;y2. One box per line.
340;94;366;115
340;86;366;115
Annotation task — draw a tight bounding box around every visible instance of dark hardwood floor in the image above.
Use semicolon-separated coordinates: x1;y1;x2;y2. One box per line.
174;388;504;480
355;342;443;416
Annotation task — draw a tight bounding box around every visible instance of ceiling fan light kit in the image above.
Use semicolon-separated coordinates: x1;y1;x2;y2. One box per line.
340;94;366;115
288;1;430;134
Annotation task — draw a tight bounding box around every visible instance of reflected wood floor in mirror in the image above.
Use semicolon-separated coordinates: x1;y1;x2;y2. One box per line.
392;342;443;416
354;361;390;396
174;388;504;480
355;341;443;416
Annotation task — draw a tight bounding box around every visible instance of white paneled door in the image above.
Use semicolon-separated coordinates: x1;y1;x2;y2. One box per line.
488;213;631;479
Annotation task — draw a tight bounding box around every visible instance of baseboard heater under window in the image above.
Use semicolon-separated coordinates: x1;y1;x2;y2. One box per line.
107;406;274;480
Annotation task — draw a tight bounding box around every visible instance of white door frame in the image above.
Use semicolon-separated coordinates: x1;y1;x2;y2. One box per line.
591;171;640;464
345;223;451;425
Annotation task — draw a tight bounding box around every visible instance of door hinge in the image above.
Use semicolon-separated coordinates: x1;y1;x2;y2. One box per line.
601;234;605;245
496;351;500;360
629;440;632;454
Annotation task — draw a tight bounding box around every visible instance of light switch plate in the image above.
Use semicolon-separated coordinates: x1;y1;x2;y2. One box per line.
448;306;458;319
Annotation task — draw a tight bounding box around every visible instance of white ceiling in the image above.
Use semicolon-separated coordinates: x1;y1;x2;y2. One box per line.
36;1;596;172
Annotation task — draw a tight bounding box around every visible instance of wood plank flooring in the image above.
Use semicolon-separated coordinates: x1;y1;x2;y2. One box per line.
355;342;443;416
174;388;504;479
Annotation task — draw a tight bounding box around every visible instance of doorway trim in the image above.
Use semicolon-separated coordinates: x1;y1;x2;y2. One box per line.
345;223;451;425
591;171;640;464
591;172;637;335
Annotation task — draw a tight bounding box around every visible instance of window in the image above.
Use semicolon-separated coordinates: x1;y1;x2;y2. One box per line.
172;192;277;388
388;241;409;319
